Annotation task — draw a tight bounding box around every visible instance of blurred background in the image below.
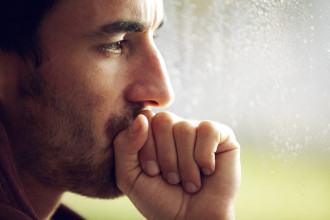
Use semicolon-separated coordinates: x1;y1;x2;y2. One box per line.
63;0;330;219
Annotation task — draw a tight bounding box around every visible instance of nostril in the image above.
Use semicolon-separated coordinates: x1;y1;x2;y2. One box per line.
145;100;159;107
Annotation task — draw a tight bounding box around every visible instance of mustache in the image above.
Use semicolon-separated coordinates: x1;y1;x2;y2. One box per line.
130;102;146;119
105;102;145;141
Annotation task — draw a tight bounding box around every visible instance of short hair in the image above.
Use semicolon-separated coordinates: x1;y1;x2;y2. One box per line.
0;0;59;67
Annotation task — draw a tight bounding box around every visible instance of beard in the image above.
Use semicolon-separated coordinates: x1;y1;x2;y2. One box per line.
12;65;143;199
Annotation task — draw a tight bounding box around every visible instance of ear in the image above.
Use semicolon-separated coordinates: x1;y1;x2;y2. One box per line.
0;50;20;104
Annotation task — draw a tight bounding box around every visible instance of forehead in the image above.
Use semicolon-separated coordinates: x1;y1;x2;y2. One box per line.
47;0;164;33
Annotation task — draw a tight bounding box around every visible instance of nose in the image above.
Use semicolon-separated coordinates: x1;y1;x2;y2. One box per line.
125;37;174;108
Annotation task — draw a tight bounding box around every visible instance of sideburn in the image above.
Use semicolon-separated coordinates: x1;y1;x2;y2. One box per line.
18;64;49;104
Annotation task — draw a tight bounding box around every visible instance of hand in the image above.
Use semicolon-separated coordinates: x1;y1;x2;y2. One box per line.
114;111;241;220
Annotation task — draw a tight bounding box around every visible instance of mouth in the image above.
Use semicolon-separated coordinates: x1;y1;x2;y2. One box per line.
131;102;147;118
106;102;146;142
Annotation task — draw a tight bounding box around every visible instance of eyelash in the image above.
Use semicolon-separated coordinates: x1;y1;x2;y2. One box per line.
102;40;128;54
101;32;159;56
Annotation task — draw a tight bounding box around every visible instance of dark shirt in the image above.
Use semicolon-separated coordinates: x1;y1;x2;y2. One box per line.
0;123;84;220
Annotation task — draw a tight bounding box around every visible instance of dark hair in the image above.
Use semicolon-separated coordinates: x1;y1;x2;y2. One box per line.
0;0;59;67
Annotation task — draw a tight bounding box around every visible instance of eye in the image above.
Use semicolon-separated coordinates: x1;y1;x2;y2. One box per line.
102;40;128;54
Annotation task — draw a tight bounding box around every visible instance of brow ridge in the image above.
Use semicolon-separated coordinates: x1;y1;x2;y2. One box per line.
85;18;165;40
101;21;149;34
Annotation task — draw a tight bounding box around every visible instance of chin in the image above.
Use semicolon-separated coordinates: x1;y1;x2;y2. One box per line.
73;185;124;199
66;152;124;199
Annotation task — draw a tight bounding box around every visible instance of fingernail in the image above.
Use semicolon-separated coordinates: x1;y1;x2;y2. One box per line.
202;168;212;175
129;116;141;134
167;172;180;184
185;182;198;193
145;160;159;176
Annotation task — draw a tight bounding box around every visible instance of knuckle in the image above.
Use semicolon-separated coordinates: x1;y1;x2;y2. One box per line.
226;125;235;137
220;123;235;136
228;133;240;150
219;124;240;150
173;121;195;138
198;121;220;141
152;111;174;131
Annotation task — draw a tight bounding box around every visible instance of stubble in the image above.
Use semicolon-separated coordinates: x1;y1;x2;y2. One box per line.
13;64;143;198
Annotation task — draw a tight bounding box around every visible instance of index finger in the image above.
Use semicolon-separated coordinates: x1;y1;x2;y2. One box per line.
138;110;160;176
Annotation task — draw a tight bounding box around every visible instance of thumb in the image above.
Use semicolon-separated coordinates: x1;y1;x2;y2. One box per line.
114;114;149;193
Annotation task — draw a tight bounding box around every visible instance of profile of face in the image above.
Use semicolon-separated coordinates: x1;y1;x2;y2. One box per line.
3;0;173;198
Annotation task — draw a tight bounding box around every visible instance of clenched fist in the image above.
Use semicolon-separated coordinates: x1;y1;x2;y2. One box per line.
114;111;241;220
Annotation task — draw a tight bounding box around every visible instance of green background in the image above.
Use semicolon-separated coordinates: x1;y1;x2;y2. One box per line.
63;147;330;219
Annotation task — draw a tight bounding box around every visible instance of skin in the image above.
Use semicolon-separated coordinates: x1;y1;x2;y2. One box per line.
0;0;241;219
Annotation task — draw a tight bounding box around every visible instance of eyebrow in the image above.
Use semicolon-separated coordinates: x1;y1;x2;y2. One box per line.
102;21;148;34
86;19;165;39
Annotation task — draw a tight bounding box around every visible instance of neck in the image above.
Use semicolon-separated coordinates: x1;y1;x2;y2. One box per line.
21;175;64;220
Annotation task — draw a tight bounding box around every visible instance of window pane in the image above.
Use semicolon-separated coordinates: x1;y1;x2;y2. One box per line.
156;0;330;219
63;1;330;219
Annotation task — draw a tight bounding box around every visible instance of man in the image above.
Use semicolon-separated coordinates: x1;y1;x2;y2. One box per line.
0;0;241;219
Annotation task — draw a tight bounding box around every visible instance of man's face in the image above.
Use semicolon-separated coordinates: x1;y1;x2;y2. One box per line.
5;0;173;198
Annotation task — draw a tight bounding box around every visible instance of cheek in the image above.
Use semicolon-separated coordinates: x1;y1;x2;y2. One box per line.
65;65;129;143
45;57;121;101
44;43;132;127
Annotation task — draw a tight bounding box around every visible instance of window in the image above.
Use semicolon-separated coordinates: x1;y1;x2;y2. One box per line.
64;1;330;219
